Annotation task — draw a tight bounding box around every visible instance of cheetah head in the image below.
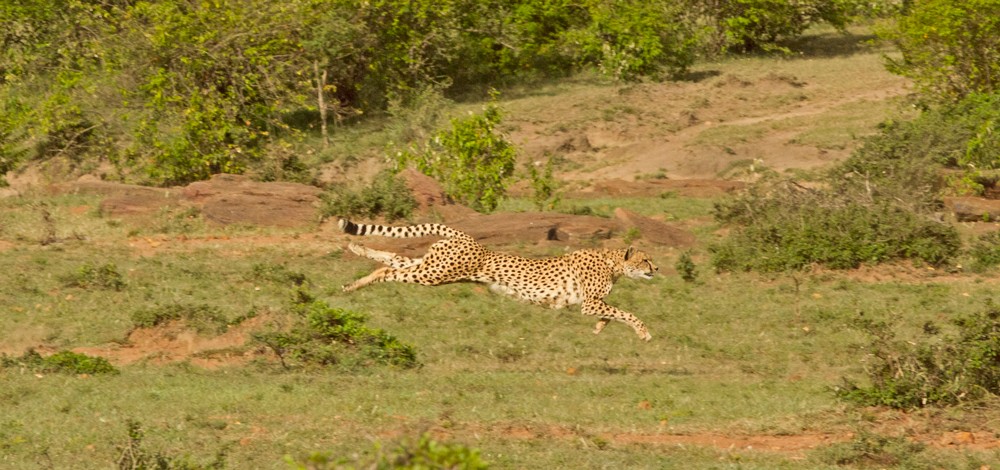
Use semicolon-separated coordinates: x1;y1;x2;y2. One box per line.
622;247;658;280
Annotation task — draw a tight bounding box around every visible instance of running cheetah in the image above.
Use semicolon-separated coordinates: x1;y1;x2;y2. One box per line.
339;219;656;341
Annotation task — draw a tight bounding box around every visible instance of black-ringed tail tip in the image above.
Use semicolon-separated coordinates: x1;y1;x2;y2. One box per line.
338;218;360;235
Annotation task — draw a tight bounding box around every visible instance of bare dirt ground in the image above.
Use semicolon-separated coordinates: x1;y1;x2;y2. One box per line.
9;30;999;459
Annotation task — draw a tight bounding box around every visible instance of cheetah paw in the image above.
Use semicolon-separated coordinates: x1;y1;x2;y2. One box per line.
347;243;366;257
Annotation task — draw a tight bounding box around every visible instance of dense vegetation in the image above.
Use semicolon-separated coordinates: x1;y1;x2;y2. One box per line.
1;0;869;187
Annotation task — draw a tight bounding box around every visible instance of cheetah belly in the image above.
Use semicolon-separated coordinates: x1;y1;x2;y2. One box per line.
488;273;583;309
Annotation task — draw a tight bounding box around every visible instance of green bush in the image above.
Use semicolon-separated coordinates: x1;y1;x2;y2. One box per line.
399;97;516;213
286;433;487;469
835;91;1000;195
60;262;127;291
254;293;419;370
131;303;230;335
675;251;698;283
880;0;1000;103
710;178;960;272
319;169;417;222
567;0;698;80
526;157;560;211
969;230;1000;272
1;349;118;375
838;303;1000;408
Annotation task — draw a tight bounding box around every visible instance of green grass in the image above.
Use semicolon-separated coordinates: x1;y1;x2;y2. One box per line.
3;192;1000;468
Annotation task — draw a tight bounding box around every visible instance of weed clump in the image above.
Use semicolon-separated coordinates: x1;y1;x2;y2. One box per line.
319;169;416;223
131;303;230;335
246;262;307;287
1;349;118;375
968;230;1000;272
255;292;418;370
117;419;227;470
286;433;486;469
812;431;927;468
60;262;127;291
838;302;1000;408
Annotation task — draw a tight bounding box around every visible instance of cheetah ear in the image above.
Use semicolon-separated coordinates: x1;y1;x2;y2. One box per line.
624;246;635;260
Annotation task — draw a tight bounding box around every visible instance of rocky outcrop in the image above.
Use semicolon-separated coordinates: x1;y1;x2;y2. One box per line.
54;173;700;248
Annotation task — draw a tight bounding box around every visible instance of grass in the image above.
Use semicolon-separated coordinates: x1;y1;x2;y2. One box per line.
496;195;717;223
3;190;1000;468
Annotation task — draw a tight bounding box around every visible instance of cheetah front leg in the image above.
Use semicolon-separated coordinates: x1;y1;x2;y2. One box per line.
347;243;423;269
581;298;652;341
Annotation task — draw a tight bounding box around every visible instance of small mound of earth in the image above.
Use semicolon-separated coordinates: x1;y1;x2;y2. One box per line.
73;315;275;369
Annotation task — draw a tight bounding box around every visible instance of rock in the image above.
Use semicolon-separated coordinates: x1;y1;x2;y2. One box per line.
399;168;477;220
59;177;184;218
183;174;322;227
451;212;617;245
613;208;696;247
944;196;1000;222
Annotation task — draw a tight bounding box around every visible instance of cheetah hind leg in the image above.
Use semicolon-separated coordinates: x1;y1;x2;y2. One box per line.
343;266;392;292
347;243;423;269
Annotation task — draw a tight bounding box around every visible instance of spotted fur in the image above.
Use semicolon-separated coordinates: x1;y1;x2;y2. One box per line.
339;219;656;341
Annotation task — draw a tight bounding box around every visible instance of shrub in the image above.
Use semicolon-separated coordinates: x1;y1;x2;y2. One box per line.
969;230;1000;272
813;431;928;468
286;433;487;469
117;419;227;470
254;293;419;370
398;96;516;213
131;303;230;335
60;262;127;291
526;157;560;211
838;303;1000;408
691;0;854;54
710;178;960;272
880;0;1000;103
675;251;698;283
567;0;699;80
1;349;118;375
319;169;416;222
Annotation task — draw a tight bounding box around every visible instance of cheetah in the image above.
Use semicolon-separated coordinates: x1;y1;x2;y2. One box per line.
339;219;656;341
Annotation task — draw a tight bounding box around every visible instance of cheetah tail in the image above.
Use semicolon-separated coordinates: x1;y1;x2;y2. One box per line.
338;218;466;239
